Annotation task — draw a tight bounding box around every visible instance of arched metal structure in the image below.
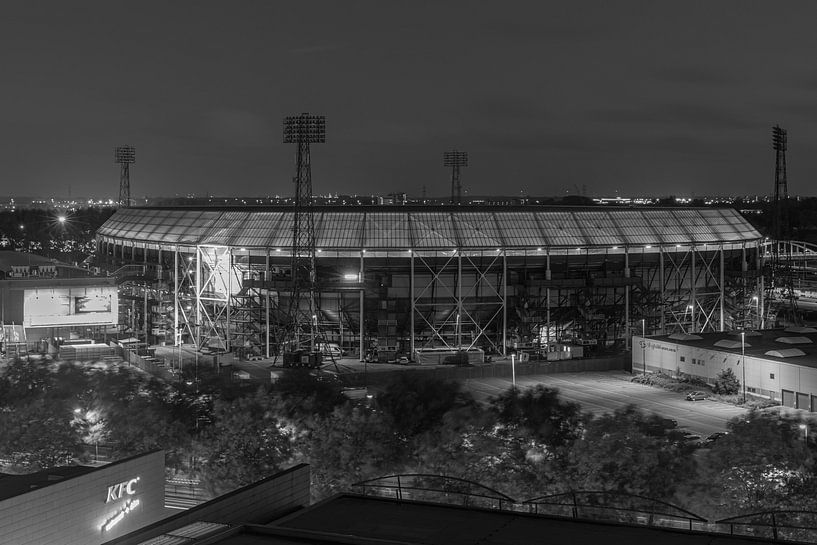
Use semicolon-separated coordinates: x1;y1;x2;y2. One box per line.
352;473;515;510
96;205;762;360
523;490;707;530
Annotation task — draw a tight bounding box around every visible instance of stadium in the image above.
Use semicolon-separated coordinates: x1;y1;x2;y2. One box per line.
95;205;763;362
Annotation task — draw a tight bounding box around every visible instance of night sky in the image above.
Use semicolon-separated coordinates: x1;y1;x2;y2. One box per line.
2;1;817;200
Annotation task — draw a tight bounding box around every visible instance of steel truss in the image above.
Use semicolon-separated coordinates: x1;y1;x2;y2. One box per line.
410;250;506;354
98;238;763;360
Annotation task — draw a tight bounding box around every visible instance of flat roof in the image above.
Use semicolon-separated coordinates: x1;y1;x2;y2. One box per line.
650;328;817;367
0;450;161;502
0;465;95;501
208;494;772;545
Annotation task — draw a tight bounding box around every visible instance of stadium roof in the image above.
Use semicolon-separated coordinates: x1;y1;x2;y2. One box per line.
97;206;761;250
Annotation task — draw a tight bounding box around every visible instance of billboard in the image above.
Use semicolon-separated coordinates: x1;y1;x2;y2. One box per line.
23;286;118;327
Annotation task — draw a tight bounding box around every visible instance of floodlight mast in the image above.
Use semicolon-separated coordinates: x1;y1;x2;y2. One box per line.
283;113;325;353
115;145;135;208
769;125;799;325
444;150;468;204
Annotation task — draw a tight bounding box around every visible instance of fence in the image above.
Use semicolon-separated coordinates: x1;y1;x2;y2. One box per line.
338;355;627;388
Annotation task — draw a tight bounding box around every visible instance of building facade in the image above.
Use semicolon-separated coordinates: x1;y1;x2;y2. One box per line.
634;327;817;408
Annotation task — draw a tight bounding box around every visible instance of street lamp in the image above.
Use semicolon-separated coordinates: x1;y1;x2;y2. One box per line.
751;296;759;330
641;318;646;375
741;331;746;404
800;423;809;442
511;353;516;387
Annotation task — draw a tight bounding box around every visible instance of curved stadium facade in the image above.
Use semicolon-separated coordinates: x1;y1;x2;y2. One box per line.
96;205;763;360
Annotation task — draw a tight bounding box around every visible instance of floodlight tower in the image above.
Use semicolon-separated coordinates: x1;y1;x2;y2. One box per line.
772;125;789;265
444;150;468;204
283;113;325;353
768;125;799;324
115;145;135;208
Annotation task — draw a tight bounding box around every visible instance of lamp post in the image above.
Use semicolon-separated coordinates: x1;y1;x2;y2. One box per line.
511;353;516;387
741;331;746;404
641;318;646;375
751;296;759;330
800;423;809;442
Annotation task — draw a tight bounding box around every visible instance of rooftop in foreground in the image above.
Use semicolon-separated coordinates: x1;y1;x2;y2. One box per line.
204;494;780;545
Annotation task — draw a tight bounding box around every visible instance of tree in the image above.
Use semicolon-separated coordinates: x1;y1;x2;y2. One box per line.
377;374;474;438
0;399;81;472
195;391;293;496
682;411;815;517
490;385;582;449
307;404;404;500
409;404;561;500
565;405;696;502
274;369;347;422
713;367;741;395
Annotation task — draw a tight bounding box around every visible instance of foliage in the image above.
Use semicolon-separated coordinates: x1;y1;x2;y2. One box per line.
679;411;815;518
630;371;708;392
0;399;81;471
194;390;293;496
376;373;474;438
565;405;696;502
274;368;347;421
307;404;404;500
490;385;581;448
713;368;741;395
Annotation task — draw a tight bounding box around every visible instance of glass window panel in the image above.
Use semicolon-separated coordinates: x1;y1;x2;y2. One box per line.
364;212;412;249
410;213;457;249
453;212;504;248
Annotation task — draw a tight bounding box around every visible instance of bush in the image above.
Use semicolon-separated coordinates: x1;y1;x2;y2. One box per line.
713;368;741;395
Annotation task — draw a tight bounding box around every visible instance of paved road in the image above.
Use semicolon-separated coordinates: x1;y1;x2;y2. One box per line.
460;371;747;436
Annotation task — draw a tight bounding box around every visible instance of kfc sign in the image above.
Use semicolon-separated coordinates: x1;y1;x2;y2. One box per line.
106;477;140;503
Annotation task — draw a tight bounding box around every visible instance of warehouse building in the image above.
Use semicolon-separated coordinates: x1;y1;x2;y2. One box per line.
634;326;817;407
0;250;118;357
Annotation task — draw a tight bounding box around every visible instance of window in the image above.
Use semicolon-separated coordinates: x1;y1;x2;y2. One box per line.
680;356;686;362
770;373;775;379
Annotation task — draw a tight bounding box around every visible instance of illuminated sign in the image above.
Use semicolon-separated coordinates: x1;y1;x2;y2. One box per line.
101;476;141;533
101;498;140;532
106;477;140;503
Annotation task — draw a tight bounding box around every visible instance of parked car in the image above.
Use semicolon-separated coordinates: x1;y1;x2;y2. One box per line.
703;432;728;446
685;391;707;401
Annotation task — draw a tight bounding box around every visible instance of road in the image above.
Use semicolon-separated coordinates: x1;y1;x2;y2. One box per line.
460;370;747;436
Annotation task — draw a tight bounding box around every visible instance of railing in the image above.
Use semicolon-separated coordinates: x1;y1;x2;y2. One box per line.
352;474;516;511
523;491;708;532
350;475;817;542
717;510;817;542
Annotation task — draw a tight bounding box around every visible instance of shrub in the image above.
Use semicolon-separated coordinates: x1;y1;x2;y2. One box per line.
713;368;741;395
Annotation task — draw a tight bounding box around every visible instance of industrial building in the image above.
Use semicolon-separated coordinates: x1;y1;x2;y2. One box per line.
634;326;817;408
95;205;762;362
0;251;118;357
